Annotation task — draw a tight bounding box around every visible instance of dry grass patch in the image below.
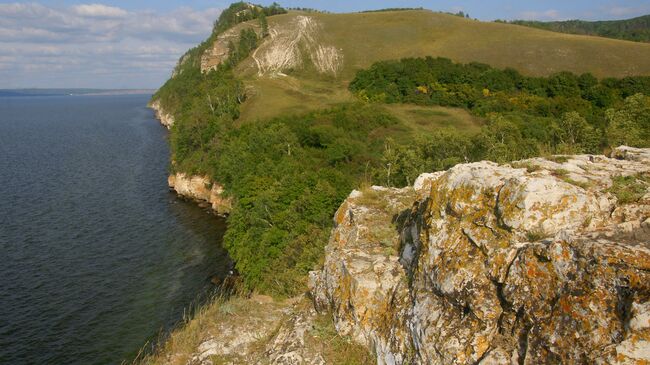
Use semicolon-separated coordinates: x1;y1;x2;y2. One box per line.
607;173;650;204
307;313;375;365
133;294;285;365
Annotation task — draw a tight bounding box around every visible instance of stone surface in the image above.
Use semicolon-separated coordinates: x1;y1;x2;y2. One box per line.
310;147;650;364
168;173;232;216
183;296;331;365
148;99;175;129
189;295;288;365
200;20;260;73
199;14;343;77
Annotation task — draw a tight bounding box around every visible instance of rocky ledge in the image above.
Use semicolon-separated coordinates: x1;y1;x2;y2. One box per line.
148;99;175;129
310;146;650;364
168;173;231;216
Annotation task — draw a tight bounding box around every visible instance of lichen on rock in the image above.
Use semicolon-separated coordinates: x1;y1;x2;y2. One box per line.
310;146;650;364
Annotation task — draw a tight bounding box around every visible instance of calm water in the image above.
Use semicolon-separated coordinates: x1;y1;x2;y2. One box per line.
0;95;230;364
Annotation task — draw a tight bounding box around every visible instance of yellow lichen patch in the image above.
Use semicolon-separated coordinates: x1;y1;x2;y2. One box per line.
334;201;349;225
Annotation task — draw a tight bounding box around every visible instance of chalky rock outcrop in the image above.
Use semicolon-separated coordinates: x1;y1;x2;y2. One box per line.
310;146;650;364
148;99;175;129
168;173;231;215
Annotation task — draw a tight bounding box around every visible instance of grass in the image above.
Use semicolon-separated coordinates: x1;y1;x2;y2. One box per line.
607;173;650;204
511;162;542;173
382;104;483;137
548;155;569;163
133;293;281;365
271;10;650;80
307;313;375;365
562;177;593;190
233;9;650;126
526;227;549;242
132;294;374;365
552;168;569;178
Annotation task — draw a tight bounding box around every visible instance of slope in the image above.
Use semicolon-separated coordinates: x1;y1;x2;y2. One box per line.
510;14;650;43
222;9;650;122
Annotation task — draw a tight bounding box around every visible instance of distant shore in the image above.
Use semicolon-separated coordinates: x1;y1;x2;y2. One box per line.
0;88;156;97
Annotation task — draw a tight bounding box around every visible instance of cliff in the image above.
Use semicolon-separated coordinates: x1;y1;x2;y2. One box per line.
148;105;230;215
148;99;175;129
168;173;231;216
310;146;650;364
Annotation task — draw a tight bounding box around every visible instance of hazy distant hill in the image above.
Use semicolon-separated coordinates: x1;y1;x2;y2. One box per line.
0;89;155;97
509;14;650;43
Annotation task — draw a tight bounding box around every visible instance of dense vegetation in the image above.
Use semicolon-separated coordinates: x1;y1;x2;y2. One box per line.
503;15;650;43
154;4;650;296
152;2;402;294
215;105;399;294
214;1;286;34
350;56;650;186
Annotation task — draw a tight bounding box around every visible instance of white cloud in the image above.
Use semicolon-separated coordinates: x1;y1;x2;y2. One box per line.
518;9;564;21
0;3;222;88
603;5;650;18
72;4;127;18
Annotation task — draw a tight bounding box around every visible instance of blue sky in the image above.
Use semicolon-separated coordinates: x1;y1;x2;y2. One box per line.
1;0;649;89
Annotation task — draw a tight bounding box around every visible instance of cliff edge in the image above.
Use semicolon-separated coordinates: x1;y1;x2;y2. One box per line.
149;99;175;129
310;146;650;364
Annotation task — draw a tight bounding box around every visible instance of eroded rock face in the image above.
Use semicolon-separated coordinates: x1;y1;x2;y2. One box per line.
251;15;343;77
200;14;344;77
168;173;231;216
310;147;650;364
148;99;175;129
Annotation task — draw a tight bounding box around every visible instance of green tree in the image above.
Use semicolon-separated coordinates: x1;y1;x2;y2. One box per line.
259;12;269;37
555;112;600;153
472;114;539;162
606;94;650;148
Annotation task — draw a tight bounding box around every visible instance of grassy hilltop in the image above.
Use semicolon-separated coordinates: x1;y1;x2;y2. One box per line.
151;3;650;296
235;9;650;122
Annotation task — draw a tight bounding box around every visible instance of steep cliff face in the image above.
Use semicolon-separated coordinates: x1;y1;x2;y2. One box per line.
148;99;175;129
310;146;650;364
148;105;230;215
168;173;231;216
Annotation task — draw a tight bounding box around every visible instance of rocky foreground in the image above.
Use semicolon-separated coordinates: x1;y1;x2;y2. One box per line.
310;146;650;364
148;147;649;365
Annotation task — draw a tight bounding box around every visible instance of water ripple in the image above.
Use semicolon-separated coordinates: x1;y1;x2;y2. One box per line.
0;95;230;365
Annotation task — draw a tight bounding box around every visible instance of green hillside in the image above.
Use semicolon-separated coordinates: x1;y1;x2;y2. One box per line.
152;3;650;295
236;9;650;123
509;14;650;43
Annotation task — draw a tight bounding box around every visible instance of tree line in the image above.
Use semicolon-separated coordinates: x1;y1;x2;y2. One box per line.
349;57;649;186
501;15;650;43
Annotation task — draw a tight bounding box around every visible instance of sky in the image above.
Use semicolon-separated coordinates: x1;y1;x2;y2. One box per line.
1;0;649;89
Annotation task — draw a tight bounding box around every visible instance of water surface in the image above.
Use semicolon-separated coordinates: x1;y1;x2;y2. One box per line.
0;94;230;364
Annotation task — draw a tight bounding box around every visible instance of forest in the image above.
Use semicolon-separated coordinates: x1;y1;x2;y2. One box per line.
350;56;650;186
506;15;650;43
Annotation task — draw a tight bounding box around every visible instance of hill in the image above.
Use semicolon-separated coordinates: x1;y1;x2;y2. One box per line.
223;9;650;122
150;3;650;295
143;5;650;362
509;14;650;43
